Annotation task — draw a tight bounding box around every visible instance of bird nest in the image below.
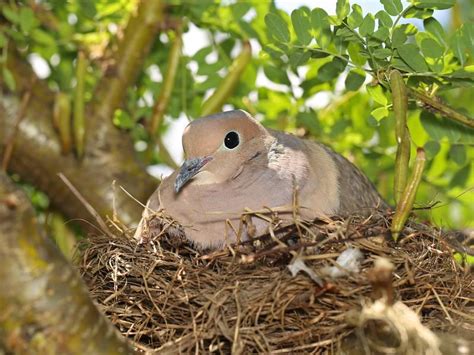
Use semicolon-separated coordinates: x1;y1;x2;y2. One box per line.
79;212;473;354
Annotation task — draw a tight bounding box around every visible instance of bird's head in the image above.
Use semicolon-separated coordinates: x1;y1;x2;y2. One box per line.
174;110;269;193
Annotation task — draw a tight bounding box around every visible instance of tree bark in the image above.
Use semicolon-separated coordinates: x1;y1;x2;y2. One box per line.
0;0;166;228
0;172;133;354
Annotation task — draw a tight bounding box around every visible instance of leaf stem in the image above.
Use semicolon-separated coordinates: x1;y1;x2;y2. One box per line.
408;88;474;129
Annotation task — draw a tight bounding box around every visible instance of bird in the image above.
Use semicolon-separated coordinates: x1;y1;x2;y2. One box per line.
134;109;387;249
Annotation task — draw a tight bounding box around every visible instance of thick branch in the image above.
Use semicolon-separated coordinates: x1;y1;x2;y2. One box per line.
0;49;157;227
0;172;133;353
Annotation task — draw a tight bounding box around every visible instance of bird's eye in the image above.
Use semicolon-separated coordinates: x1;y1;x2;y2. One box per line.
224;131;240;149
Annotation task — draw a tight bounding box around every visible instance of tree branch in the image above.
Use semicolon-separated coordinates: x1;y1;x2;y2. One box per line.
92;0;164;125
408;88;474;129
0;172;133;353
201;40;252;116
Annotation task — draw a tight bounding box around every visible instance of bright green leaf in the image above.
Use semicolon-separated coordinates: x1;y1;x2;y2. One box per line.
371;107;389;121
420;111;474;144
345;69;366;91
359;14;375;37
347;42;367;65
291;9;312;46
380;0;403;16
336;0;350;20
404;7;434;19
375;11;393;27
421;38;443;58
347;4;363;29
424;17;446;45
265;13;290;43
19;8;38;34
397;43;429;72
414;0;455;10
367;84;388;105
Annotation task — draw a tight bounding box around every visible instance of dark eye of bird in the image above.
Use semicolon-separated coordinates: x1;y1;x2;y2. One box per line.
224;131;240;149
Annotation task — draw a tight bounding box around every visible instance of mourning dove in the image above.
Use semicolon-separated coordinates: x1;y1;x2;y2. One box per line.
134;110;386;249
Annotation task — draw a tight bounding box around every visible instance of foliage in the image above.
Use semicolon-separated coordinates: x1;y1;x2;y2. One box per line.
0;0;473;227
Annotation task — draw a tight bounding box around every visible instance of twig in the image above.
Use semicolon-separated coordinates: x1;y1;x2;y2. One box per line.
201;40;252;116
408;88;474;129
58;173;115;238
390;70;410;204
148;24;183;136
73;51;87;159
92;0;164;123
1;85;33;172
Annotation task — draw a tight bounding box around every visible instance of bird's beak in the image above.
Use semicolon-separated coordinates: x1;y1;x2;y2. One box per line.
174;156;213;193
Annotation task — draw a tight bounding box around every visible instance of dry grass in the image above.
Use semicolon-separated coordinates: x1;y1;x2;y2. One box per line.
79;212;473;354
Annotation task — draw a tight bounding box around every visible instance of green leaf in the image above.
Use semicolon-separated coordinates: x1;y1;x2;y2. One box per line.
450;32;466;66
380;0;403;16
336;27;361;42
19;8;38;34
311;8;332;48
424;17;446;44
420;111;474;144
392;26;408;47
2;67;16;91
347;42;367;65
345;69;366;91
404;7;434;19
462;23;474;57
2;6;19;24
423;141;440;159
231;3;251;19
318;57;347;81
263;65;291;85
421;38;443;58
78;0;97;18
413;0;455;10
291;9;312;46
367;84;388;105
265;13;290;43
449;144;467;166
336;0;350;20
371;107;389;121
289;49;311;68
373;27;390;41
375;11;393;27
296;111;320;135
397;43;429;72
373;48;392;59
450;163;471;188
359;14;375;37
347;4;363;29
